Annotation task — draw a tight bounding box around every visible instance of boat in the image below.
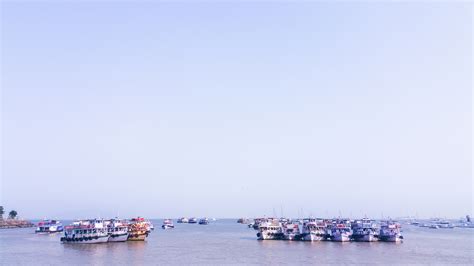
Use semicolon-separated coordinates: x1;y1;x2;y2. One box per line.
104;219;129;242
351;219;380;242
162;219;175;229
252;218;278;230
177;217;189;223
60;219;109;244
435;221;455;229
199;218;209;225
455;215;474;228
35;220;63;233
188;217;198;224
281;223;300;240
379;221;403;242
128;217;149;241
301;219;327;241
330;220;353;242
256;220;282;240
237;218;250;224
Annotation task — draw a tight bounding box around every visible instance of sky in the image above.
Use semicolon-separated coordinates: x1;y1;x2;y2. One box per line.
0;1;472;219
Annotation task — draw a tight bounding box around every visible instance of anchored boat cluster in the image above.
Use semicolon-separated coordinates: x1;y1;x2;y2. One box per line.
239;217;403;242
36;217;154;244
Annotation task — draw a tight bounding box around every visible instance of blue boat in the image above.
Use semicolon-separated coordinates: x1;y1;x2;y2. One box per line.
198;218;209;225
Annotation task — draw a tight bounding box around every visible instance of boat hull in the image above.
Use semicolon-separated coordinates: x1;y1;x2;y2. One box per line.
257;232;280;240
108;233;129;242
36;227;64;234
61;235;110;244
331;233;351;242
283;234;299;241
302;233;325;241
380;235;402;242
128;233;147;241
353;234;379;242
162;225;174;229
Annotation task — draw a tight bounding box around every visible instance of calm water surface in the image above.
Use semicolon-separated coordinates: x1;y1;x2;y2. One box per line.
1;219;473;265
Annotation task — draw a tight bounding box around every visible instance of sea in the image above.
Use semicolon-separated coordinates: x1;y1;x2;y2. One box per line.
1;219;473;265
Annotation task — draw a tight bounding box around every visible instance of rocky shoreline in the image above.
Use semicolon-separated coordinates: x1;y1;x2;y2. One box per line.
0;219;35;229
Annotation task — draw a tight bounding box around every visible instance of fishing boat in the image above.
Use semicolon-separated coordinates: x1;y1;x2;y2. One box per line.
162;219;175;229
281;223;300;240
330;220;353;242
301;219;327;241
256;220;282;240
351;219;380;242
128;217;149;241
35;220;63;233
379;221;403;242
60;219;109;244
177;217;189;223
104;219;129;242
199;218;209;225
189;217;198;224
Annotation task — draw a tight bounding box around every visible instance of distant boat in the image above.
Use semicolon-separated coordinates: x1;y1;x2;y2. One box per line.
35;220;63;233
177;217;189;223
162;219;175;229
189;217;198;224
198;218;209;225
237;218;249;224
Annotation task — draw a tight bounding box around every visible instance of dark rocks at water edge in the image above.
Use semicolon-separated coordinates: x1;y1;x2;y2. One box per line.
0;219;35;229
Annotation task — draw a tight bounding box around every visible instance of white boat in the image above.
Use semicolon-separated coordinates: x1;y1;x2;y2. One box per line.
162;219;175;229
351;219;379;242
301;219;327;241
281;223;300;241
61;219;109;244
35;220;63;234
256;221;282;240
330;220;353;242
436;221;454;229
177;217;189;223
104;219;129;242
380;221;403;242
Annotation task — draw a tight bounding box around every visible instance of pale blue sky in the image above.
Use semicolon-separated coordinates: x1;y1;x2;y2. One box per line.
1;1;472;219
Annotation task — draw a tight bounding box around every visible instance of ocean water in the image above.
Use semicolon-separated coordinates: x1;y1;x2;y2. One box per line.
1;219;473;265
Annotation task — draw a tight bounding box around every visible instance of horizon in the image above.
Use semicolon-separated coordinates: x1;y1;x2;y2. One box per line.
1;2;472;219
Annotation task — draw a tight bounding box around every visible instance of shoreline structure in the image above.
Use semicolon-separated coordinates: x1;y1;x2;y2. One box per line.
0;218;35;229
